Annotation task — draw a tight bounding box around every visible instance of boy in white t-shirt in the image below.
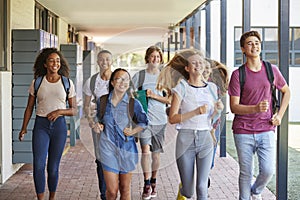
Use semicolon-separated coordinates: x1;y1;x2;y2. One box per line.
83;49;113;200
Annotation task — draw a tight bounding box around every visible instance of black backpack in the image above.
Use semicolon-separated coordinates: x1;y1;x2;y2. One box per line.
239;60;279;114
89;73;99;100
137;69;146;90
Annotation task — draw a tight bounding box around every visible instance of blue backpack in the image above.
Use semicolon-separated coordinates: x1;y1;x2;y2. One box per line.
34;75;70;103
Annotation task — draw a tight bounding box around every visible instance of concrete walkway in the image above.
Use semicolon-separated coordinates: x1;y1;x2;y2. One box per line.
0;119;276;200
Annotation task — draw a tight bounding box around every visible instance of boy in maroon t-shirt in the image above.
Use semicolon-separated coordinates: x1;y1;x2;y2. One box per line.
228;30;290;200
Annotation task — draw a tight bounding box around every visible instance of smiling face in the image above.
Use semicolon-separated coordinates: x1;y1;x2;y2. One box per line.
44;53;61;74
241;36;261;58
97;52;112;71
185;54;205;76
111;70;130;93
147;50;162;68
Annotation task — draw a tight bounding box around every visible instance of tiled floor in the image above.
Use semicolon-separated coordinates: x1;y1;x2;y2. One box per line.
0;119;276;200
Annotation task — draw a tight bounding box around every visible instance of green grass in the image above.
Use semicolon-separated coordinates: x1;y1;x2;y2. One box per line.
225;121;300;200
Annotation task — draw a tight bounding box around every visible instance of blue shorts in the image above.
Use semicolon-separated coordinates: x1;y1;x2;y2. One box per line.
102;163;128;174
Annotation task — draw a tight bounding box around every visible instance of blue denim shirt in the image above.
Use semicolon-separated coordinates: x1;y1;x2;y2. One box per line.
97;92;148;172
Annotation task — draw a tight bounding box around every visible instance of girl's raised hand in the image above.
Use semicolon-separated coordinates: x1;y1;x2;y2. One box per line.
198;104;208;115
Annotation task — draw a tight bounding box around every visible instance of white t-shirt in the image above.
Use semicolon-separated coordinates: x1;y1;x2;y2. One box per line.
82;73;109;99
172;79;217;131
29;77;76;117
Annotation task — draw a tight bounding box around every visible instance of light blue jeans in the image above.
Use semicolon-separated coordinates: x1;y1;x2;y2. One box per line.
211;125;220;169
176;129;213;200
234;131;275;200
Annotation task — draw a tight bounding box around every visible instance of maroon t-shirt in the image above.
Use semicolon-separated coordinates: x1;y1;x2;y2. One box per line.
228;62;286;134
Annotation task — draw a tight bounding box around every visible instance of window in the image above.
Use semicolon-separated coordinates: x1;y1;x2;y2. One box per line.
265;52;278;64
68;24;76;43
294;28;300;50
235;52;243;66
295;53;300;65
263;28;278;51
292;27;300;66
35;2;58;35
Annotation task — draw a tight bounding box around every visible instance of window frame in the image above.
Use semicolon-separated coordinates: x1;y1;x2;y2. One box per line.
35;2;58;35
0;0;8;71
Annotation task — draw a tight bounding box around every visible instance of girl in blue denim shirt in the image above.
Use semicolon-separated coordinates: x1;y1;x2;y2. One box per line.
94;68;148;199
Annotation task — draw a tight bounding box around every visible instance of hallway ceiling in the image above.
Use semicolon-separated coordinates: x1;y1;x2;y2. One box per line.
37;0;206;54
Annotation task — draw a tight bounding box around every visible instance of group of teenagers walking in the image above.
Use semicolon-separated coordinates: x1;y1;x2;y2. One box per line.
18;30;290;200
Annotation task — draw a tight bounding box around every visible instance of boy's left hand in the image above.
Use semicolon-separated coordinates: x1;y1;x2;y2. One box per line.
270;113;281;126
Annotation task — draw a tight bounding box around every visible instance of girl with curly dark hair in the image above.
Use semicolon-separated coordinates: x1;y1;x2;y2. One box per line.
18;47;77;200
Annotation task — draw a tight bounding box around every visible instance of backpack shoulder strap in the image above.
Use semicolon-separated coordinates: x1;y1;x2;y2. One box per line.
33;76;44;107
34;76;44;97
61;76;70;101
129;97;135;120
98;94;108;123
128;97;138;128
90;73;99;98
238;64;246;98
263;60;279;114
263;60;274;84
138;69;146;90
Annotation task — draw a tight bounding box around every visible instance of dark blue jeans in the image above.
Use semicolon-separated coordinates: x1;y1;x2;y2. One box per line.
95;159;106;200
32;116;67;194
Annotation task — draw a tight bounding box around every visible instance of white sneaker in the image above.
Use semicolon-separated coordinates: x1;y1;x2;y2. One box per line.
252;193;262;200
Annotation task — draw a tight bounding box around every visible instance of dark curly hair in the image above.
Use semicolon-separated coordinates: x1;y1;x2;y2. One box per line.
33;48;70;79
